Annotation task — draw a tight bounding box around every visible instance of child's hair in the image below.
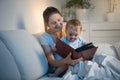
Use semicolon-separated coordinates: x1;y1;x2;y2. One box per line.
66;19;82;31
43;6;62;32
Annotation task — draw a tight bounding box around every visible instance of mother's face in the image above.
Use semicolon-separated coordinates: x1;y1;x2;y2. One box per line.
48;13;63;32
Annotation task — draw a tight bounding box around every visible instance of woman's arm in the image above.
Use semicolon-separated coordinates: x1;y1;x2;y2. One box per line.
41;45;82;67
42;45;67;67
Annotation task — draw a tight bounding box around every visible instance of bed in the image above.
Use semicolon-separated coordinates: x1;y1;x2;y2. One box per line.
40;42;120;80
61;42;120;80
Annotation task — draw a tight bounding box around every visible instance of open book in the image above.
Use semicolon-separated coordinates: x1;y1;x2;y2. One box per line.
55;38;98;60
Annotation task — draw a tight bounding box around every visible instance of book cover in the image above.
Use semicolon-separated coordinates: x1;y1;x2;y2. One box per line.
55;38;98;60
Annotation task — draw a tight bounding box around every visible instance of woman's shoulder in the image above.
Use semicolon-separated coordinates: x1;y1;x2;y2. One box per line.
40;32;53;45
40;32;52;39
40;32;50;37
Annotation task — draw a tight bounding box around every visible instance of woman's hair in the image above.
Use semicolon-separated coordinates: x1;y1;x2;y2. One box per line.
66;19;82;31
43;6;62;32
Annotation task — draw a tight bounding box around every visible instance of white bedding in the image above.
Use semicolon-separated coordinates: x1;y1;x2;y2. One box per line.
40;43;120;80
112;42;120;60
39;77;61;80
61;43;120;80
62;55;120;80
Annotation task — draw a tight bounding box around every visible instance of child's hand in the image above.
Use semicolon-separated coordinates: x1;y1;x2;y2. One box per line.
70;57;83;66
65;53;83;66
77;57;84;61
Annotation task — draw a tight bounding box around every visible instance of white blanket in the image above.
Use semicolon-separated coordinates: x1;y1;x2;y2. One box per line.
62;54;120;80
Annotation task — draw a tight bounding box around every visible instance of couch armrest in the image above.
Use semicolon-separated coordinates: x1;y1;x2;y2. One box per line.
0;30;48;80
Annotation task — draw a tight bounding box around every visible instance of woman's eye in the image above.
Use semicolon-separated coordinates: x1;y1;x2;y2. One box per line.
69;34;72;36
51;22;56;25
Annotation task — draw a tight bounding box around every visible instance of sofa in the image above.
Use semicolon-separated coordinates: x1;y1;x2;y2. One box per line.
0;30;120;80
0;30;62;80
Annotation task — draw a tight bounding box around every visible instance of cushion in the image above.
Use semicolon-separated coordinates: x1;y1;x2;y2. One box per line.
0;30;48;80
0;40;21;80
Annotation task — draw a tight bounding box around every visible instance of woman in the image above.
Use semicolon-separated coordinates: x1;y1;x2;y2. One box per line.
40;6;82;77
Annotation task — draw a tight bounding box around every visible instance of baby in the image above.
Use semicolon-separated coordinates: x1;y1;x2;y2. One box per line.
61;19;86;49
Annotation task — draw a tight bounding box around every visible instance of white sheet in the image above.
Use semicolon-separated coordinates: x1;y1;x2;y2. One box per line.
40;43;120;80
62;54;120;80
39;77;61;80
112;42;120;60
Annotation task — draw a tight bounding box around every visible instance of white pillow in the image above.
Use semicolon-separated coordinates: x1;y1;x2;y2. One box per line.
112;42;120;60
94;43;118;59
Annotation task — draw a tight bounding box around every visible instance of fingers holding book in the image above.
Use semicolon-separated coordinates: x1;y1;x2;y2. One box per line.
65;52;83;66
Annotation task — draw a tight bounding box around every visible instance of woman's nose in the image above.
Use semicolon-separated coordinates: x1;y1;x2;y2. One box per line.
56;21;62;26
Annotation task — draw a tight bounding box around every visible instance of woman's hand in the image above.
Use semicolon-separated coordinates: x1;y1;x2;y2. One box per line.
52;45;57;53
71;57;83;66
65;53;83;66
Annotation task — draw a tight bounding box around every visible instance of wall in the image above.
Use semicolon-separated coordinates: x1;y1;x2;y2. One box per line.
0;0;120;34
89;0;106;22
87;0;120;22
0;0;64;34
61;0;120;22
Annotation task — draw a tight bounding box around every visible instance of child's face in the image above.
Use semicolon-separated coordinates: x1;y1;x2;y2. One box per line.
66;25;82;42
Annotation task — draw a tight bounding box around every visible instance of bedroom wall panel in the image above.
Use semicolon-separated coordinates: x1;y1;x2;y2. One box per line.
64;22;120;44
